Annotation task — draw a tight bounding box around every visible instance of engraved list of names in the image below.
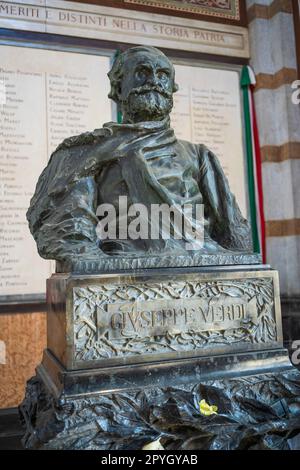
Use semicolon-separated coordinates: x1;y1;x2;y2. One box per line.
0;45;111;298
171;64;247;217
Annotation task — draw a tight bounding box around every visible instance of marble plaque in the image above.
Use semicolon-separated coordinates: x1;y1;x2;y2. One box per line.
171;63;247;217
99;296;258;340
0;1;249;58
0;45;112;300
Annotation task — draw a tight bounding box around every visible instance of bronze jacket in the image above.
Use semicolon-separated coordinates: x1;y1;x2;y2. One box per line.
27;117;251;261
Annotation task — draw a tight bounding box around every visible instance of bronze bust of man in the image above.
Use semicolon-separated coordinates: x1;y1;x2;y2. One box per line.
27;46;251;263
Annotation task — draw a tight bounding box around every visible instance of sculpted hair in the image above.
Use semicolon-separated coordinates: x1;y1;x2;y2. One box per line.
108;46;178;102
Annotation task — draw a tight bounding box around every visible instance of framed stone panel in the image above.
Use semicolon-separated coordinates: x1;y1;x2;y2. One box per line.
0;42;113;303
0;1;250;58
124;0;241;21
170;59;248;218
46;268;283;370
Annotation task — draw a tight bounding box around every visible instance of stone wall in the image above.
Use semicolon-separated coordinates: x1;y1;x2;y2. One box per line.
247;0;300;346
247;0;300;297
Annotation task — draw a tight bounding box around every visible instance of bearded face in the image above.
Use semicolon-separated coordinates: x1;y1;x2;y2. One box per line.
125;84;174;122
116;51;177;124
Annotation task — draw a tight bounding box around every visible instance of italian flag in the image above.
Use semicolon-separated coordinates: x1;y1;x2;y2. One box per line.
241;65;266;262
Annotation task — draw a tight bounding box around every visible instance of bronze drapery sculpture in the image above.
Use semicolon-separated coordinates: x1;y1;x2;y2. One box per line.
27;46;251;262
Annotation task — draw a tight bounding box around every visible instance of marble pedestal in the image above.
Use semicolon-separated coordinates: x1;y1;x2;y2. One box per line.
19;265;300;450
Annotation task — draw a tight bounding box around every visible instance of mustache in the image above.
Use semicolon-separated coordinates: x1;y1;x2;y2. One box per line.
128;84;172;99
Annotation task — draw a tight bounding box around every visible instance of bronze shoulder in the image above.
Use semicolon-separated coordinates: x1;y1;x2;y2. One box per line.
54;127;112;153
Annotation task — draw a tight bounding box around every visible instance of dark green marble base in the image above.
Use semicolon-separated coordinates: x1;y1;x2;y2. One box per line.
19;357;300;450
19;265;300;449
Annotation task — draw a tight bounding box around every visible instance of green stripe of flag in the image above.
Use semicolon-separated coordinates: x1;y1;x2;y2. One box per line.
241;66;260;253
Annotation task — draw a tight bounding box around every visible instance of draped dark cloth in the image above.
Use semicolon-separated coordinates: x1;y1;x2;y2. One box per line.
27;118;252;261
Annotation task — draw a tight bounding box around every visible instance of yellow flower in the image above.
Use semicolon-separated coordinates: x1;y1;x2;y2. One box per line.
199;399;218;416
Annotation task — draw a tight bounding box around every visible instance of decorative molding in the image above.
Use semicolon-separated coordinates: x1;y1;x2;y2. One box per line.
255;68;298;91
261;142;300;162
247;0;293;23
47;269;281;370
124;0;240;20
73;277;277;362
266;218;300;237
58;253;262;274
70;0;247;26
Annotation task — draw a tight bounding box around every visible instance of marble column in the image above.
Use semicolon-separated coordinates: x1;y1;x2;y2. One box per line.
247;0;300;346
